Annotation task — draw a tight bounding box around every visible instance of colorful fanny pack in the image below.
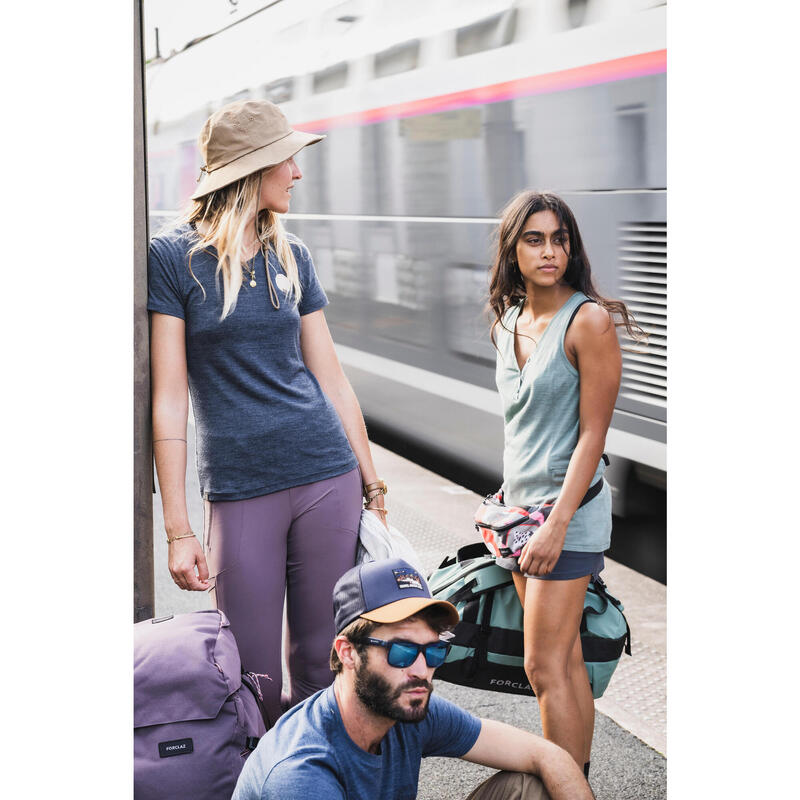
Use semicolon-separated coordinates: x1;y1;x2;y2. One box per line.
475;456;609;559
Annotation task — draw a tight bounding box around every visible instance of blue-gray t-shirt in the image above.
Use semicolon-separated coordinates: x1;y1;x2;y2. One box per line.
147;224;357;501
232;685;482;800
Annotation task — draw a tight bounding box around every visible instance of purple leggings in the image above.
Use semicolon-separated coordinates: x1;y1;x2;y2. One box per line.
203;467;361;725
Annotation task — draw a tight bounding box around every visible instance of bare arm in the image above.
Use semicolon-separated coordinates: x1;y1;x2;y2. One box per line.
519;304;621;576
551;303;621;522
299;309;386;524
462;719;594;799
150;312;209;591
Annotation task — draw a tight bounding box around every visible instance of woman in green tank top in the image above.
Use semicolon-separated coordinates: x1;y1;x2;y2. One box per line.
487;191;641;774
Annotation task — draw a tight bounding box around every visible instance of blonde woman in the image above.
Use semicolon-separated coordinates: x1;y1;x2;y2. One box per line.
148;100;387;725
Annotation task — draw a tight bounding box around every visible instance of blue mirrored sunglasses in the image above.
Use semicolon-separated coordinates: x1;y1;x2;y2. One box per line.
361;637;451;668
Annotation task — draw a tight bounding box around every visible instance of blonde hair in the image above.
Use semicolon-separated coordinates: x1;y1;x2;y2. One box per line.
178;169;302;321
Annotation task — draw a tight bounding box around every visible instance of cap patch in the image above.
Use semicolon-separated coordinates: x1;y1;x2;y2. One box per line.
392;568;423;591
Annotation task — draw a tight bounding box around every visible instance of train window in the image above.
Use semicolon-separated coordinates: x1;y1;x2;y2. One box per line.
615;103;647;187
312;61;349;94
374;39;420;78
263;78;293;104
455;8;517;57
567;0;589;28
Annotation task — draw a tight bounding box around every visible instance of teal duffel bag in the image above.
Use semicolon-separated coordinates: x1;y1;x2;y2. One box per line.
428;542;631;699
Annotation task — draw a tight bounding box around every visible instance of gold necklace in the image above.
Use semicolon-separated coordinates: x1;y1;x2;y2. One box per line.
246;260;257;288
248;196;280;308
243;238;259;287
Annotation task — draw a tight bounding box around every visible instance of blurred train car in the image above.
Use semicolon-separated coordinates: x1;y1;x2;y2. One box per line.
145;0;667;514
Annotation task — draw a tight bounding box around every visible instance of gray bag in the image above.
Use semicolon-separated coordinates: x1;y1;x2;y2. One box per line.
134;610;270;799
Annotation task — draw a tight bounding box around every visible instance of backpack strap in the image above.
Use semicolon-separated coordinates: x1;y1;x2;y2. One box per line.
241;672;272;731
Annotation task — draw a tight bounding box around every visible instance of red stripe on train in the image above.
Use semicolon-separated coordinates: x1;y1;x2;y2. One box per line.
295;49;666;133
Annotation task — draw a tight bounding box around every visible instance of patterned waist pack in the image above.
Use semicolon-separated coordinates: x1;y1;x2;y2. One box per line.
476;456;609;559
475;489;553;559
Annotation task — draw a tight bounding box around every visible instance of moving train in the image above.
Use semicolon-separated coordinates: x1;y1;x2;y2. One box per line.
145;0;667;514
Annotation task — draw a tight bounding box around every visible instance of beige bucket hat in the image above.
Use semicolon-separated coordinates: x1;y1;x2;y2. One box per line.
191;99;325;200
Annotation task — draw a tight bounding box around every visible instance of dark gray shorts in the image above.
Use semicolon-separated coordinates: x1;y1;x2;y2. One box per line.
497;549;605;581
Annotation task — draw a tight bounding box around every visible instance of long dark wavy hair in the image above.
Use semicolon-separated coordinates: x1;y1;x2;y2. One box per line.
488;190;644;346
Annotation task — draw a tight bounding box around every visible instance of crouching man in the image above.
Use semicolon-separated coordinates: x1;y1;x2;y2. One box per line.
233;558;593;799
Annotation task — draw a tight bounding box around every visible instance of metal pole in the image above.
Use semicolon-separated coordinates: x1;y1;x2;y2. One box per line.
134;0;154;622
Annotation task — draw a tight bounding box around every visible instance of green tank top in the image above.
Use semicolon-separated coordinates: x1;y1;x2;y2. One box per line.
494;291;611;553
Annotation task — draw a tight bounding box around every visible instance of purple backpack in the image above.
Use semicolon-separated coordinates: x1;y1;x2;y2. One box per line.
134;610;270;799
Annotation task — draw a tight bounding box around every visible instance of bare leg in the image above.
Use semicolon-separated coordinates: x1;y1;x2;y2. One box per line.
520;575;591;765
511;570;527;605
568;631;595;765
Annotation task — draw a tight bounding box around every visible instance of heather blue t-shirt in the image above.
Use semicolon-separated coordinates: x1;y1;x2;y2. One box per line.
147;224;357;501
232;685;481;800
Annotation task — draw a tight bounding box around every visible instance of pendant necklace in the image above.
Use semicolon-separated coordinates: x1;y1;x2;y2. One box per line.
246;260;257;288
248;200;280;308
244;238;258;287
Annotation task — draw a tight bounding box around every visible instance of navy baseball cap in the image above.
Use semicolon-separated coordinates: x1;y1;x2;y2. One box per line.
333;558;459;635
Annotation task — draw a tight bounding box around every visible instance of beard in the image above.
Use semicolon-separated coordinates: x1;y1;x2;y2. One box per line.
353;657;433;723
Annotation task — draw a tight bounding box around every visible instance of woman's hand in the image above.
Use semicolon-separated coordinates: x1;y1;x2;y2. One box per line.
366;506;389;530
364;491;390;530
168;537;211;591
517;518;567;576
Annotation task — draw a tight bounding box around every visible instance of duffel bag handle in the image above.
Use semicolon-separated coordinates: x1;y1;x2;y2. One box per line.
457;541;493;563
580;595;633;658
436;552;458;570
435;542;490;572
588;577;623;609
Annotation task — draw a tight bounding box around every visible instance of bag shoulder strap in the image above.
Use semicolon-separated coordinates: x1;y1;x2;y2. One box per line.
240;672;272;731
566;297;596;331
